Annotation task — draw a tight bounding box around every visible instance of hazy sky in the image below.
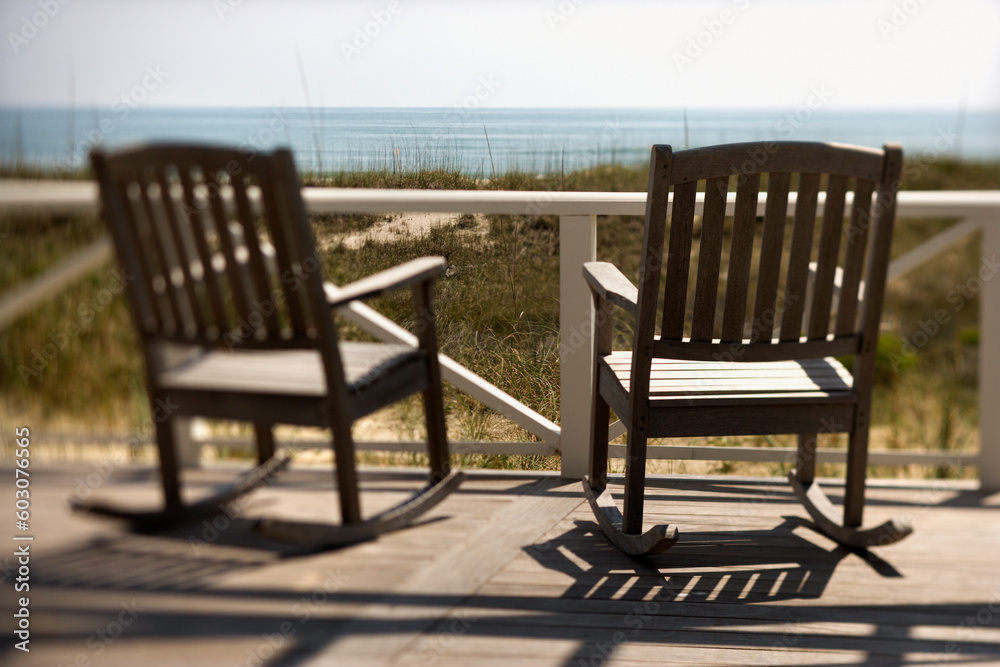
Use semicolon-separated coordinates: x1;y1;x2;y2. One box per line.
1;0;998;110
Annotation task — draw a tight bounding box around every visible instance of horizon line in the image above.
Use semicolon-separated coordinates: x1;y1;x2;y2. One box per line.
1;103;998;113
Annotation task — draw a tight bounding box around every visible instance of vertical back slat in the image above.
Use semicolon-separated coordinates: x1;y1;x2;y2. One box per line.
206;176;255;335
178;169;231;335
720;173;760;342
231;175;283;336
256;173;310;335
156;169;207;336
807;174;848;339
660;180;697;339
106;174;162;333
780;173;821;340
273;150;333;348
691;176;728;341
751;171;791;342
148;179;199;336
835;178;876;335
137;176;185;333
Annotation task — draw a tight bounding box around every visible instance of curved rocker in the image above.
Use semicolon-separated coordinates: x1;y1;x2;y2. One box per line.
788;471;913;549
70;455;291;533
582;477;679;556
256;470;464;548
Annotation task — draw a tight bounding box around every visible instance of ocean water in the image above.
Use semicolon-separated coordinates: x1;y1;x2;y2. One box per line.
0;106;997;175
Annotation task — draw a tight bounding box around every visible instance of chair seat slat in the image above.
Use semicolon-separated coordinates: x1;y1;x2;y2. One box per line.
158;343;421;395
600;353;855;399
651;334;861;361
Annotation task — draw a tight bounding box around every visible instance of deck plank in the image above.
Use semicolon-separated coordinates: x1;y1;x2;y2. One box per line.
1;465;998;666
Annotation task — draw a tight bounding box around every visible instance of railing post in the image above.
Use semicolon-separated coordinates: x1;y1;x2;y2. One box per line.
980;214;1000;492
559;214;597;478
174;417;202;468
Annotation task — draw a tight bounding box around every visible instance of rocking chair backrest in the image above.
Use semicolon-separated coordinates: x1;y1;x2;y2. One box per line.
91;144;348;397
634;142;902;369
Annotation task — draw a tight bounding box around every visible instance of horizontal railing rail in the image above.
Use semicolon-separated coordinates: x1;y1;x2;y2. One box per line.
2;180;999;489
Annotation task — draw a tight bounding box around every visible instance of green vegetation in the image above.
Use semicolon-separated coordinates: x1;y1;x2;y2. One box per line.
2;157;998;478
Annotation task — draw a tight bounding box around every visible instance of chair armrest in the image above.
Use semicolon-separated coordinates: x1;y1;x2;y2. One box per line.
583;261;637;316
325;256;447;309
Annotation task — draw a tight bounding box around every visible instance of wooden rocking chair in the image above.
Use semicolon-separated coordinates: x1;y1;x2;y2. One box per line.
583;142;913;555
85;143;462;545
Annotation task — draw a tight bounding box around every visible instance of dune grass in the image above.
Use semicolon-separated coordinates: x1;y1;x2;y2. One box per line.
2;157;998;477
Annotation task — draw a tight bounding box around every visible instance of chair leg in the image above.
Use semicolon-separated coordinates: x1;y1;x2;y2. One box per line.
588;392;611;491
582;420;676;554
789;423;911;548
621;429;648;535
588;295;614;491
796;432;818;485
412;280;450;482
843;427;869;528
580;298;675;555
332;423;362;524
254;423;275;465
422;384;450;482
155;413;182;511
72;402;289;531
422;395;449;483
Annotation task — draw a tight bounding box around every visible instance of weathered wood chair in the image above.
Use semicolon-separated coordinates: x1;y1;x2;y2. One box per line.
583;141;913;555
85;143;462;545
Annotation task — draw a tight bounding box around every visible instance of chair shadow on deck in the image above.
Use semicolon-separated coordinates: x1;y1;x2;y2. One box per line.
522;476;904;609
525;515;893;607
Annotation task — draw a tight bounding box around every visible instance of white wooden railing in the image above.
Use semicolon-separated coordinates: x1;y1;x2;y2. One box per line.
2;180;999;490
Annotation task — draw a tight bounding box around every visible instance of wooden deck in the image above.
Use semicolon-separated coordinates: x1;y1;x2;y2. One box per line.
2;464;999;665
